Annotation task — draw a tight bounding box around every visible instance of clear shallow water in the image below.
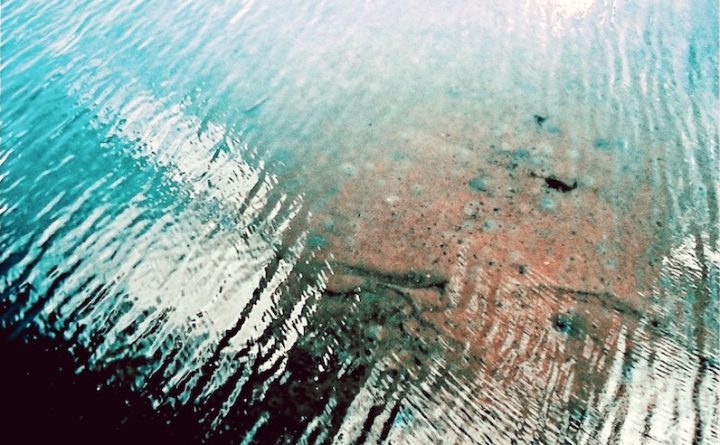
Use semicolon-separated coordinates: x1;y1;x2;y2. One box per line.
1;0;718;443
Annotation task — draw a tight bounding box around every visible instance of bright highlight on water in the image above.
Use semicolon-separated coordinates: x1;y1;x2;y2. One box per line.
1;0;718;444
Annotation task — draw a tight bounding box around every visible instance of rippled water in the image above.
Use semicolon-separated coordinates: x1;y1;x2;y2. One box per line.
1;0;719;443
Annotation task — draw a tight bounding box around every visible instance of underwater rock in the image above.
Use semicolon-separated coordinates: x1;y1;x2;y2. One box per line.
550;311;586;338
544;176;578;192
468;175;489;192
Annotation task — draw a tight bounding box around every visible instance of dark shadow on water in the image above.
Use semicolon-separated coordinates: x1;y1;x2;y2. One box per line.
0;328;194;444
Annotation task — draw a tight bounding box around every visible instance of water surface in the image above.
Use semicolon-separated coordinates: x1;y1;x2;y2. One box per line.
1;0;719;443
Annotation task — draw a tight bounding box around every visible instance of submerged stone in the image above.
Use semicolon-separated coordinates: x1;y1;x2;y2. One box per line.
482;219;498;231
533;114;548;127
544;176;578;192
551;311;587;338
468;175;489;192
593;138;628;151
540;195;556;212
307;234;328;249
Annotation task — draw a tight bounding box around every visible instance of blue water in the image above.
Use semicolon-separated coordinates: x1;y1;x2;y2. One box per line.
1;0;719;443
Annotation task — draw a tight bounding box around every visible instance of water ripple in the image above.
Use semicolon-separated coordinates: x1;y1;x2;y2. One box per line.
1;0;718;443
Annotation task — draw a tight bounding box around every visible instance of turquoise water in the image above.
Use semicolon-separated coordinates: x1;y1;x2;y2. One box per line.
1;0;719;443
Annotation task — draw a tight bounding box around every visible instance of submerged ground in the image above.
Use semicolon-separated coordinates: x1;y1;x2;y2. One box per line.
1;0;719;444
